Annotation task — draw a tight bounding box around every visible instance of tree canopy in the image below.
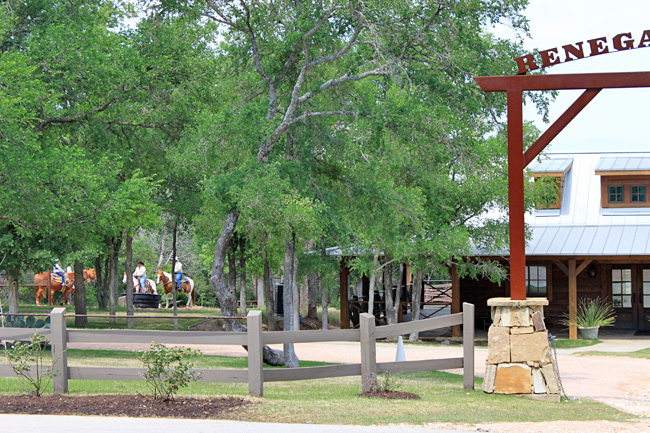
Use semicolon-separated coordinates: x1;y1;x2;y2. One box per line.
0;0;554;331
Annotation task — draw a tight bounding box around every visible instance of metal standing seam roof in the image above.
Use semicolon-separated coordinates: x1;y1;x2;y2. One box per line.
595;156;650;172
525;225;650;256
528;158;573;174
489;152;650;257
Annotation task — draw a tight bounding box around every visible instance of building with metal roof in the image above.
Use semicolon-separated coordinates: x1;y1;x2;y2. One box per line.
461;151;650;333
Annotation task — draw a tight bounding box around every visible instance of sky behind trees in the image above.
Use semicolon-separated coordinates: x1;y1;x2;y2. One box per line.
494;0;650;152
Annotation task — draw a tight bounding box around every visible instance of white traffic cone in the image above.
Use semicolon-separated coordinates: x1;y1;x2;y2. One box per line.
395;335;406;362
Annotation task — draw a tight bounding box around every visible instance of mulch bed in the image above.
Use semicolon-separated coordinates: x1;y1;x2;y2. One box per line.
0;394;251;418
359;390;421;400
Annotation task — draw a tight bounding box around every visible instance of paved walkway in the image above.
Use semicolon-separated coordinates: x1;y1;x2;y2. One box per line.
0;414;476;433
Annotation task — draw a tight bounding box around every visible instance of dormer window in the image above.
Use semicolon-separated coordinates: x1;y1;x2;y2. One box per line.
608;185;624;204
596;157;650;208
631;185;646;203
529;158;573;210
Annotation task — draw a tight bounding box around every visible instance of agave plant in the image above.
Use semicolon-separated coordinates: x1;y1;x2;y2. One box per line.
561;297;616;328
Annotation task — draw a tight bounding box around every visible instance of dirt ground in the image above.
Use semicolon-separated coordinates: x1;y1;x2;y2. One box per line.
4;336;650;432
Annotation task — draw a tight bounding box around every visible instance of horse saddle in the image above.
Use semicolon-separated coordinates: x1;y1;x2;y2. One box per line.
180;276;189;283
52;274;64;284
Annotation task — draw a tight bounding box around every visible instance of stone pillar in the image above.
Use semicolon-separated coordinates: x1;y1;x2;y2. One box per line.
482;298;560;401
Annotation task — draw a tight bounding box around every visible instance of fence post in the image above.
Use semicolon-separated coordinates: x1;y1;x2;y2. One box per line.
462;302;475;390
50;308;68;394
359;313;376;393
247;310;264;397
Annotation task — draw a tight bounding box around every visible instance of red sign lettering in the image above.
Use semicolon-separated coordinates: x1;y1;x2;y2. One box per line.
514;30;650;75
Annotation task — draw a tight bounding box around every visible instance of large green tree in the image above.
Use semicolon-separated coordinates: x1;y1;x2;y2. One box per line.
161;0;540;362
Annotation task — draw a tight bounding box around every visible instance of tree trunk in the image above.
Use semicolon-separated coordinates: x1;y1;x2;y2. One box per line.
367;247;380;316
394;264;405;327
172;220;178;331
73;262;88;328
354;279;363;298
282;232;299;367
385;262;404;328
301;239;316;319
292;242;299;331
261;233;276;331
7;274;19;314
300;275;309;316
125;233;134;329
95;256;106;310
156;229;167;270
228;237;237;315
384;260;396;325
107;235;121;326
409;269;424;341
320;236;328;330
307;273;318;320
255;276;264;307
210;211;244;331
210;213;284;366
239;236;247;317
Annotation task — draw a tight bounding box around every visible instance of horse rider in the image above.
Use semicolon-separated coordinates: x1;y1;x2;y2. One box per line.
173;257;183;290
53;259;68;287
133;261;147;293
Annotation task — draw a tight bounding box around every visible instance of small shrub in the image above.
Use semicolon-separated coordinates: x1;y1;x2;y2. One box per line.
368;372;402;393
137;342;202;401
4;333;57;396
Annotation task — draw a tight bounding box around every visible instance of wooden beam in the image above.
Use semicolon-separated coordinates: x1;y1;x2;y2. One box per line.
507;89;527;300
339;260;350;329
524;89;601;167
576;259;593;276
553;259;569;276
451;265;461;338
568;259;577;340
474;71;650;92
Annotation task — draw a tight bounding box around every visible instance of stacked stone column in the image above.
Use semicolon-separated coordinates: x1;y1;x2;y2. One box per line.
482;298;560;401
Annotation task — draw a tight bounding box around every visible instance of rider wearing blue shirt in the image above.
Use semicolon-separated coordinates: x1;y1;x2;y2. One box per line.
53;259;67;287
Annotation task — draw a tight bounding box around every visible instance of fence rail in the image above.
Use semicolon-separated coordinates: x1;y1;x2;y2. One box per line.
0;303;475;396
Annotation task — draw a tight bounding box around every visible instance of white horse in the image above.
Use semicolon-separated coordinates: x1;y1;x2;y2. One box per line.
122;272;157;294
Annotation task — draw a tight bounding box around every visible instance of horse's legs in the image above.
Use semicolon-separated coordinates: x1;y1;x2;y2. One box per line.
184;284;193;308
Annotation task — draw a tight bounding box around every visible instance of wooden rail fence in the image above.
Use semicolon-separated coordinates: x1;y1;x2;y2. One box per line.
0;303;475;396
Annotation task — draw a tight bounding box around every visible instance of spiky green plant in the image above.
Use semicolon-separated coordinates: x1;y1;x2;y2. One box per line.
561;297;616;328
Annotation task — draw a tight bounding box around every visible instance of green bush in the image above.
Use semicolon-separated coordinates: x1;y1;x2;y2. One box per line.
4;333;57;396
136;342;202;400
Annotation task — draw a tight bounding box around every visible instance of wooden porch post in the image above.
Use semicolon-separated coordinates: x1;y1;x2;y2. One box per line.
340;260;350;329
569;259;577;340
451;265;461;338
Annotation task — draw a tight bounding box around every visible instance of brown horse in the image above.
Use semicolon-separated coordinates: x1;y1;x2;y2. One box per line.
83;268;97;283
34;272;75;306
156;270;195;308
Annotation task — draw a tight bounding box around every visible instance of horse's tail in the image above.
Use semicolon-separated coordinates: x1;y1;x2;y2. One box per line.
190;279;196;306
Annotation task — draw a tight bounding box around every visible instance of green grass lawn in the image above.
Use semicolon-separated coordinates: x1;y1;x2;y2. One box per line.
13;304;233;331
0;307;637;425
0;348;637;425
552;338;601;349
